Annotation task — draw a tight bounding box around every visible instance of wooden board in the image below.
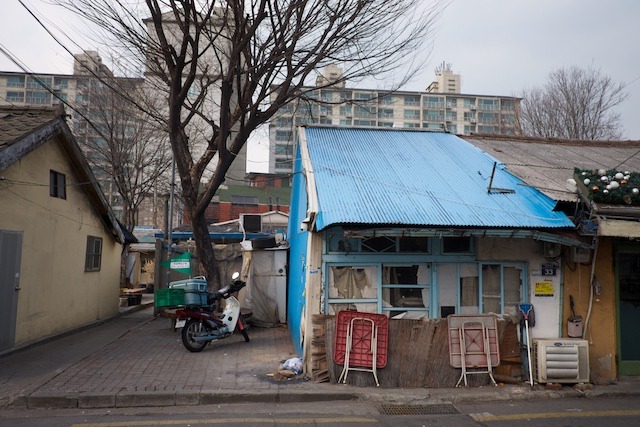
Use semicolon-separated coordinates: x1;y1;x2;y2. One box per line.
312;314;519;388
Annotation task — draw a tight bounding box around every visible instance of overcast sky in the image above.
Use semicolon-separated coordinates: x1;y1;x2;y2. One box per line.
2;0;639;172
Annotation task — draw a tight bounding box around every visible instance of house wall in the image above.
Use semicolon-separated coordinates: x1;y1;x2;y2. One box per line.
296;232;571;373
477;237;564;339
562;238;616;383
287;150;310;355
0;136;121;346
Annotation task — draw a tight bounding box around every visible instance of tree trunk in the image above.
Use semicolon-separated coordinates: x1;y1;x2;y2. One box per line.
190;208;220;291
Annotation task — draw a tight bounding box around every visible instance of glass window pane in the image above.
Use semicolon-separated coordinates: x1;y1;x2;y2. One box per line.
459;263;479;314
442;237;471;253
361;236;396;252
383;264;429;319
437;263;457;316
482;264;501;313
328;266;377;300
327;266;378;315
503;266;522;316
398;237;428;253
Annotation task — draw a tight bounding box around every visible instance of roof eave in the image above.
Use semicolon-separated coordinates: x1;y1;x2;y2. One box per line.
56;118;125;244
340;227;589;249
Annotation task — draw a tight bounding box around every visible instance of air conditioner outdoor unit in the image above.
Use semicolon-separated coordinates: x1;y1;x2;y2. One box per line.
240;214;262;233
532;339;589;384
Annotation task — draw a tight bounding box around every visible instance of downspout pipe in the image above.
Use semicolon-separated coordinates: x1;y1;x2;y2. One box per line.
582;238;599;340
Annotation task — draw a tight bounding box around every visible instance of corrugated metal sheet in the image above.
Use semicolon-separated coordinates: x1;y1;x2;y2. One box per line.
464;135;640;202
302;127;573;231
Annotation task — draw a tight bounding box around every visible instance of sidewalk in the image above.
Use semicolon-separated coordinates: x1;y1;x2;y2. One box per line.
1;303;640;410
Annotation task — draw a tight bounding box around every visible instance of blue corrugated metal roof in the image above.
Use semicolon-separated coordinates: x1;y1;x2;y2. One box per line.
301;127;574;231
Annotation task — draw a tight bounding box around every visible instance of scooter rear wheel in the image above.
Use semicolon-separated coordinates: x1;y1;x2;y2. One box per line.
238;318;250;342
181;318;209;352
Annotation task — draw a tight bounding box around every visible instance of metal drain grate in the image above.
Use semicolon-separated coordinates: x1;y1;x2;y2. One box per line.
377;404;459;415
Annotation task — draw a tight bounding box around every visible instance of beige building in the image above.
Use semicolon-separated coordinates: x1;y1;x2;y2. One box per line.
426;62;461;93
0;106;125;352
268;64;521;174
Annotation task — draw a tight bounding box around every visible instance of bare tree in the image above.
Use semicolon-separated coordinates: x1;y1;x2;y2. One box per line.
49;0;445;289
519;66;628;140
75;76;172;230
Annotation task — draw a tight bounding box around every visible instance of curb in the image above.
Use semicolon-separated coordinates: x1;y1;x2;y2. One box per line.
120;301;154;316
20;390;360;409
13;386;640;410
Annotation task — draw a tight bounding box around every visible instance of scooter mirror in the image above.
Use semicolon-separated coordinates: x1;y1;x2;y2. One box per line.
232;272;240;280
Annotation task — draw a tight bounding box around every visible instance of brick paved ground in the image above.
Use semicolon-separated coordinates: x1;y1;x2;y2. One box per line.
3;305;639;409
31;315;306;395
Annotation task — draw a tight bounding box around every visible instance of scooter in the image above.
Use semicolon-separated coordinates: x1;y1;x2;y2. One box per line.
175;272;250;352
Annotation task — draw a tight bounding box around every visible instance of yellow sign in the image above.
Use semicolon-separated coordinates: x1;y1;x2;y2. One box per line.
534;281;554;297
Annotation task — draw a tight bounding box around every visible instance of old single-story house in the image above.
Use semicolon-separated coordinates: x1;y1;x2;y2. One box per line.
0;106;124;352
288;126;589;386
466;134;640;382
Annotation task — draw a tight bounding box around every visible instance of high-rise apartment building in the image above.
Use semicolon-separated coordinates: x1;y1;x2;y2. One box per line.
268;65;521;174
0;51;173;228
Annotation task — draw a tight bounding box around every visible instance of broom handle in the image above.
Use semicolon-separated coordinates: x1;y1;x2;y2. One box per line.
525;319;534;387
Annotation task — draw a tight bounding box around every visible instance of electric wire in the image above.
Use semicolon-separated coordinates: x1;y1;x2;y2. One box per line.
5;187;107;232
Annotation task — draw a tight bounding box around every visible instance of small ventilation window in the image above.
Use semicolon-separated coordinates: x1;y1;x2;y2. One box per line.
49;170;66;199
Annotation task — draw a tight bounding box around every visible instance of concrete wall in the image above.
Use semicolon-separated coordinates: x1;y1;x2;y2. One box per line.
562;239;616;383
0;136;122;346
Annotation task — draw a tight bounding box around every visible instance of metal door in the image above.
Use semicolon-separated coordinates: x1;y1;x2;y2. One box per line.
0;230;22;351
617;250;640;375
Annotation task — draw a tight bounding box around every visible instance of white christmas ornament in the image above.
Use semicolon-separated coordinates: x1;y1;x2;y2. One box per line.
583;178;591;185
601;176;609;182
603;189;609;194
598;169;607;176
615;172;624;180
634;188;640;195
610;181;620;189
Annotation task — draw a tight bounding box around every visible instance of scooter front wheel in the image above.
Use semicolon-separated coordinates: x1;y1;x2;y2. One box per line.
181;318;209;352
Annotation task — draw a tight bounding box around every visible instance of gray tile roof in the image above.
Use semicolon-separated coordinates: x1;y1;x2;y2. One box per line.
0;105;124;243
0;106;63;153
464;134;640;202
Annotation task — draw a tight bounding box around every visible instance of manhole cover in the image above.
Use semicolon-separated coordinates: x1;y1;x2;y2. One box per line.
377;404;459;415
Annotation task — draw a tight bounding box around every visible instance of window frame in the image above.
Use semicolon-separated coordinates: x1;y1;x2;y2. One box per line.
49;170;66;199
85;236;103;272
381;263;431;318
325;264;380;315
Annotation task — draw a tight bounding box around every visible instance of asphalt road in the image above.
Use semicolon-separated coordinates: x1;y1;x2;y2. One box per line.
1;396;640;426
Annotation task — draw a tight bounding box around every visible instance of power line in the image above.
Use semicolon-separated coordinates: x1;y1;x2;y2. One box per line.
5;187;105;232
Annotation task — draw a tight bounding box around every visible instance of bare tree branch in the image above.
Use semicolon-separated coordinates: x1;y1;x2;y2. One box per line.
76;76;172;229
519;66;628;140
48;0;445;288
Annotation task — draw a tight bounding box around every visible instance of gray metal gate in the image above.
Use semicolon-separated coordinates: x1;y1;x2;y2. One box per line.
0;230;22;351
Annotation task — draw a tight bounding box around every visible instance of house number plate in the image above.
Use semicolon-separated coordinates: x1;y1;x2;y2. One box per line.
541;264;557;276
